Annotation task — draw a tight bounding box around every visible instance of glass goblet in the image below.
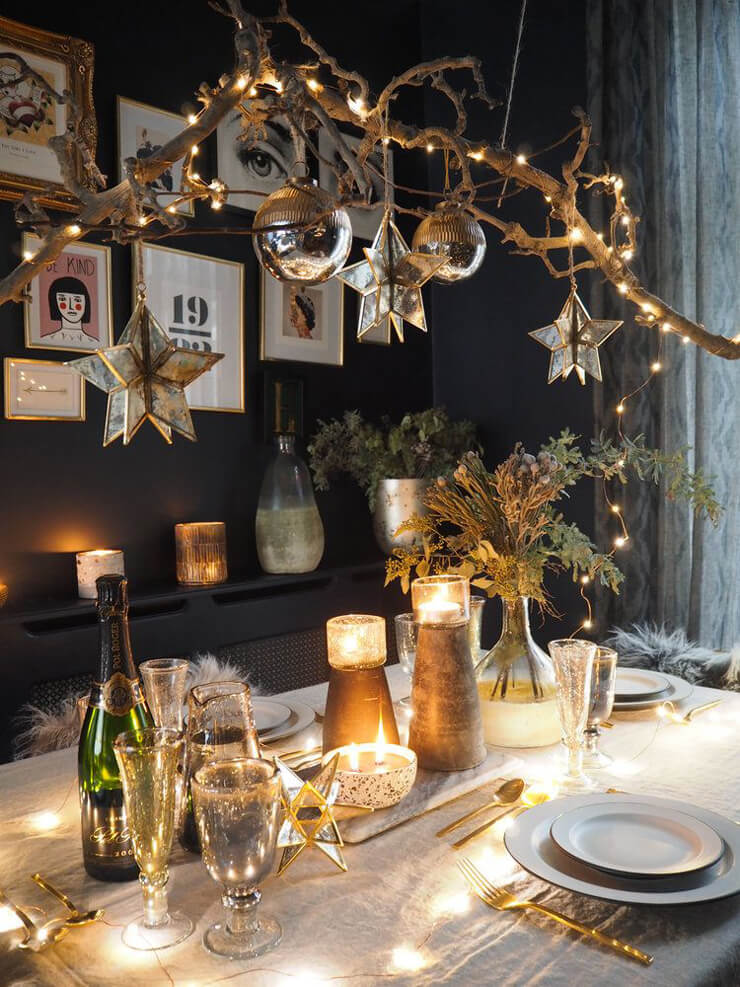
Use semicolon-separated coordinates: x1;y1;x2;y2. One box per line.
113;728;193;951
548;639;598;793
468;595;486;658
139;658;190;730
192;758;282;959
583;646;618;769
394;613;417;709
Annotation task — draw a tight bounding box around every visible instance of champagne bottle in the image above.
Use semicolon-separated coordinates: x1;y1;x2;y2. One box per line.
78;574;153;881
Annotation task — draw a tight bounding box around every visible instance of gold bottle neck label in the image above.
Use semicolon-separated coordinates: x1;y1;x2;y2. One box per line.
90;674;144;716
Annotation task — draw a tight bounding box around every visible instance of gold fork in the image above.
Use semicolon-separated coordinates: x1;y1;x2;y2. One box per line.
458;858;653;966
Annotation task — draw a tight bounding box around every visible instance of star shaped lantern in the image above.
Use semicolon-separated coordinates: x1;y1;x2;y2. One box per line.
67;296;223;445
529;290;622;384
337;211;445;342
275;753;346;875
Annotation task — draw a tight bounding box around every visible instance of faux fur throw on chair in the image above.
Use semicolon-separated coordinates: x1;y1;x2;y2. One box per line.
605;623;740;692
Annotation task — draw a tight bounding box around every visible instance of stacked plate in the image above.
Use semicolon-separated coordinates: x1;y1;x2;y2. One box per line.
613;668;693;711
252;696;315;743
504;793;740;904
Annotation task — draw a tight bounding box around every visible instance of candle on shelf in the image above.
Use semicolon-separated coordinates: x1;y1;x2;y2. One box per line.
324;715;417;808
76;549;125;599
175;522;227;586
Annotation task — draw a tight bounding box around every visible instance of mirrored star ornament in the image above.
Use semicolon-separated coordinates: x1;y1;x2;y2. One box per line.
529;290;622;384
337;211;445;341
275;754;346;875
67;292;223;445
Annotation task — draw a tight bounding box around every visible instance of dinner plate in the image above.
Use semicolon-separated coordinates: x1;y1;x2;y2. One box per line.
504;794;739;905
612;671;693;711
614;668;670;701
252;697;292;734
550;801;724;877
258;699;315;743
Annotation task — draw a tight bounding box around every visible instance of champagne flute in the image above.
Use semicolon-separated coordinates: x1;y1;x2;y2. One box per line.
548;639;597;793
394;613;417;708
583;646;618;769
139;658;190;730
113;728;193;950
192;758;282;959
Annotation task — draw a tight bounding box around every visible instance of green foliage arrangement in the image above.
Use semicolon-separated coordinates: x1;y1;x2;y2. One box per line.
385;429;720;611
308;408;478;511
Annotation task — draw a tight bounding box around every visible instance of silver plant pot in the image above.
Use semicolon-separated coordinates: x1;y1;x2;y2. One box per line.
372;478;429;555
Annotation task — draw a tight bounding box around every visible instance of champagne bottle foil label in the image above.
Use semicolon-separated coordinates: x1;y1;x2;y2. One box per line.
90;674;144;716
80;790;135;862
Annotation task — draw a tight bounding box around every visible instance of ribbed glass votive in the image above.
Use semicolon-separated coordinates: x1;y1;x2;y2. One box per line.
175;523;228;586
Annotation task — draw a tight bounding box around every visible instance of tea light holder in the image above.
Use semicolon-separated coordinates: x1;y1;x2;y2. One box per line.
76;550;125;599
322;614;400;755
323;740;417;809
408;575;486;771
175;522;228;586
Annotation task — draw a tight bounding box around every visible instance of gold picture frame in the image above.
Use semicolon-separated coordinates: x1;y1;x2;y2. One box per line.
0;17;96;210
4;357;85;421
260;269;344;367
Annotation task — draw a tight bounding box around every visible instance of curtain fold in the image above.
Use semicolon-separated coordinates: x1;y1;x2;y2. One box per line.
586;0;739;648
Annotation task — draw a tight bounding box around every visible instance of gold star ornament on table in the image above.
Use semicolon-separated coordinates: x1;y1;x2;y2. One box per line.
275;754;346;875
337;211;445;342
529;290;622;384
67;295;223;445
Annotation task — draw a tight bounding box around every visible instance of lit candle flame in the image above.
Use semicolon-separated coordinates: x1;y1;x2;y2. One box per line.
348;743;359;771
375;710;386;766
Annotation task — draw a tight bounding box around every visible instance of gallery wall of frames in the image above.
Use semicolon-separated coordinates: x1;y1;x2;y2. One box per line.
0;0;433;601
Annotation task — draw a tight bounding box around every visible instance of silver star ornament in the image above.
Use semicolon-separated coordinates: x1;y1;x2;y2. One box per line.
67;296;223;445
274;753;346;875
529;290;622;384
337;212;445;341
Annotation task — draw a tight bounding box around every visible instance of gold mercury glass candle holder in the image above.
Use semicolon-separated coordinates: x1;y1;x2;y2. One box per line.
175;522;228;586
408;575;486;771
322;614;400;755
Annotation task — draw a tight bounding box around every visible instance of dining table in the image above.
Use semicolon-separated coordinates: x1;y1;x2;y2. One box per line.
0;664;738;986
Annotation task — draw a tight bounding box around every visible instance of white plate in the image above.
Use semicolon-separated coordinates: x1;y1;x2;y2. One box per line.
612;671;693;711
504;794;738;905
614;668;671;701
550;801;724;877
258;699;315;744
252;697;292;734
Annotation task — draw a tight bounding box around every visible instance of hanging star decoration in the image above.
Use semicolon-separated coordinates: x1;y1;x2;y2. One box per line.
529;290;622;384
274;753;346;875
337;211;445;342
67;293;223;445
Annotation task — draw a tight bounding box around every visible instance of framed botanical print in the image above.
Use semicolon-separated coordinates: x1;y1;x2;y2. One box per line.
22;234;113;353
318;129;393;240
136;243;245;413
117;97;193;216
0;17;96;209
261;271;343;366
216;112;297;213
4;357;85;421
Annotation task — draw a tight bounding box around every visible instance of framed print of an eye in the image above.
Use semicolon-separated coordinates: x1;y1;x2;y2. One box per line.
216;113;298;213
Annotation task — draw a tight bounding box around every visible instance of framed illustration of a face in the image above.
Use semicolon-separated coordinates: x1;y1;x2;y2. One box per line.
0;18;96;209
318;129;393;240
261;271;343;366
22;234;112;353
216;112;297;213
136;243;244;413
117;97;193;216
4;357;85;421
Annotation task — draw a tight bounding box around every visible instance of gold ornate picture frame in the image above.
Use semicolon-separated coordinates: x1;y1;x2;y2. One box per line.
0;17;96;210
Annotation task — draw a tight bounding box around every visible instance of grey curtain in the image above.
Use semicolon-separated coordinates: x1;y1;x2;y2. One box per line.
586;0;739;649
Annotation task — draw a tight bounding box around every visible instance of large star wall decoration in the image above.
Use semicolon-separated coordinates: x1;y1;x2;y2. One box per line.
337;212;445;342
529;290;622;384
275;753;346;875
67;297;223;445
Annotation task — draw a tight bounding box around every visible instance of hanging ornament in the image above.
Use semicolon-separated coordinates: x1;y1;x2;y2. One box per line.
253;177;352;285
337;211;445;341
67;292;223;445
411;201;487;284
274;753;346;875
529;289;622;384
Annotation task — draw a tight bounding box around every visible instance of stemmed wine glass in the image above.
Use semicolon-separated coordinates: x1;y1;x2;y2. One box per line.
548;639;598;793
191;757;282;959
394;613;417;708
583;646;618;769
113;728;193;950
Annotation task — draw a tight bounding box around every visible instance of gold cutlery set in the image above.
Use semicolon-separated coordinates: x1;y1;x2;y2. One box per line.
0;875;102;951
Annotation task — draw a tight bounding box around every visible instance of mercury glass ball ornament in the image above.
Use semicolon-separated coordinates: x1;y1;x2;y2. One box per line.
411;203;487;284
253;178;352;285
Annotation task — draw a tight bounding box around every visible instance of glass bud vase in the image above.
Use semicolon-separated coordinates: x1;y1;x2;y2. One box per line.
256;434;325;574
475;596;561;748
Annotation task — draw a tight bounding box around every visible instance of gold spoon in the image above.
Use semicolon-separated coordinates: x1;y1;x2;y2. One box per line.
436;778;525;838
31;874;104;927
452;788;551;850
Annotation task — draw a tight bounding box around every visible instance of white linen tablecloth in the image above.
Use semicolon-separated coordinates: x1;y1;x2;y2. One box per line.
0;666;738;987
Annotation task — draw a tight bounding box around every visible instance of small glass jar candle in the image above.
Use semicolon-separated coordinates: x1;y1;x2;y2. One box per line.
326;614;386;670
175;523;228;586
411;574;469;625
76;549;125;599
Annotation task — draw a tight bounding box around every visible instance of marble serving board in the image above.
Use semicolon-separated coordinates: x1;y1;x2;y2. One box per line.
336;747;524;843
